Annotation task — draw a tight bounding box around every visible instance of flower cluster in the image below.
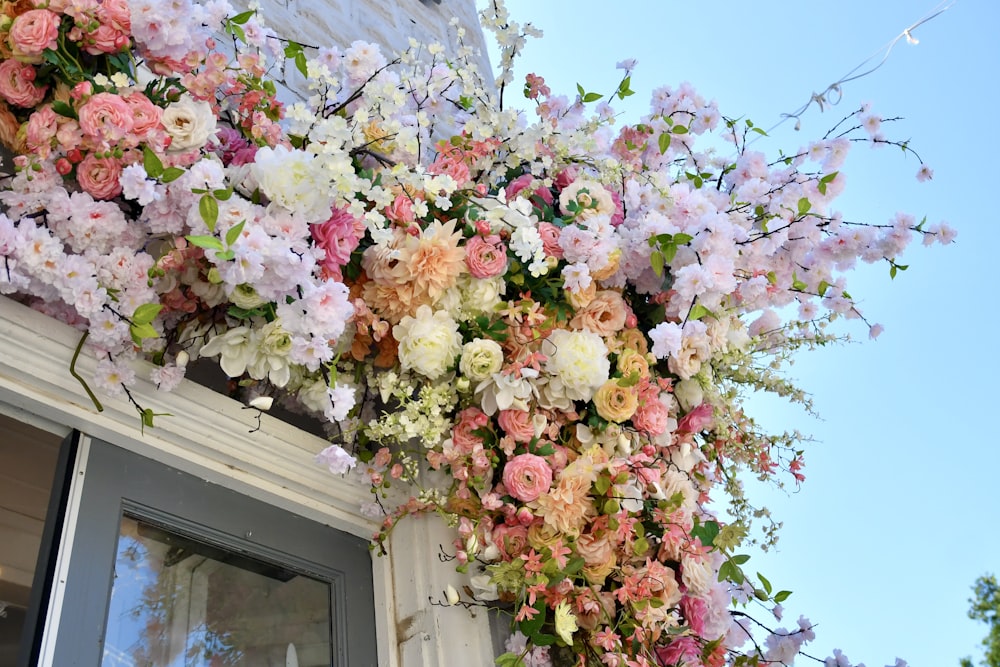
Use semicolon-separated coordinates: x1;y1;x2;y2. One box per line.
0;1;952;666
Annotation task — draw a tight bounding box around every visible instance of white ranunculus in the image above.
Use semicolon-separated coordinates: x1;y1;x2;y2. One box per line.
392;305;462;380
162;94;217;152
459;338;503;382
674;378;704;411
251;145;334;223
543;329;610;402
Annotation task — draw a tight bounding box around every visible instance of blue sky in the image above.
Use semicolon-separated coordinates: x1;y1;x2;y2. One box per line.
483;2;999;665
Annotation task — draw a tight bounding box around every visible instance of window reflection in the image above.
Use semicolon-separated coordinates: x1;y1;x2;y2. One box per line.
103;516;333;667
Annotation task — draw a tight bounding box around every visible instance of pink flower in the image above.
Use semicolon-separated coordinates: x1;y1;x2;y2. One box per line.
75;154;123;200
676;402;713;434
502;453;553;503
632;398;670;436
9;9;61;58
384;193;416;224
0;60;48;108
78;93;135;146
25;105;59;158
123;92;163;139
537;222;563;259
465;235;507;278
497;409;536;443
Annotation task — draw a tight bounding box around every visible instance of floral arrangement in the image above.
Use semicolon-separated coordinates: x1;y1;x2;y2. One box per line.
0;0;952;665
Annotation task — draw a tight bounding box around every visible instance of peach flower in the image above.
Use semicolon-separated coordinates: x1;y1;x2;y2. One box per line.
570;290;627;338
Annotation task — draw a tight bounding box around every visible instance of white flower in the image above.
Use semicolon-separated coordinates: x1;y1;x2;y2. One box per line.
459;338;504;382
392;306;462;380
251;145;334;223
315;444;356;475
199;326;254;378
162;94;217;152
543;329;609;402
554;600;578;645
674;378;704;411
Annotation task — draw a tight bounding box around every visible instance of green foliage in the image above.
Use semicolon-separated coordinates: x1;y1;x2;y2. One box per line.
963;574;1000;667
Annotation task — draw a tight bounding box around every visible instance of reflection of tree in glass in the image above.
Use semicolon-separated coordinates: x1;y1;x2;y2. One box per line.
110;517;332;667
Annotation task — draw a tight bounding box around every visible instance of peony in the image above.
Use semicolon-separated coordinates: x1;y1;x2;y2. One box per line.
502;453;553;502
252;144;333;223
592;380;638;423
459;338;503;382
162;94;218;152
393;305;462;380
543;329;610;402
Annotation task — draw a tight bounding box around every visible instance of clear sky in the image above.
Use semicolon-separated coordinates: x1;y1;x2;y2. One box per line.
482;2;999;665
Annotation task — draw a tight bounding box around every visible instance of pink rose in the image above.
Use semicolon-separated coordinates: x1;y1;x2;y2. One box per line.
492;523;529;560
676;402;713;434
502;453;552;503
384;193;415;224
76;154;123;199
78;92;134;145
537;222;563;259
8;9;61;58
0;60;47;108
506;174;553;206
464;235;507;278
497;409;535;443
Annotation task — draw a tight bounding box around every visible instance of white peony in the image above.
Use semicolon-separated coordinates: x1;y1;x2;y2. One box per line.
251;145;334;223
162;94;217;152
393;306;462;380
543;329;610;402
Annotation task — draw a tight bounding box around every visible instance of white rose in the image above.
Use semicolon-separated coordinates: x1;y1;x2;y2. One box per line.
162;94;217;152
543;329;610;401
681;552;714;596
251;145;334;223
459;274;505;319
459;338;504;382
393;305;462;380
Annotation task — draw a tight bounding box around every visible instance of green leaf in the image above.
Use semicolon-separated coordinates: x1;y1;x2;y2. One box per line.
617;371;640;388
576;83;586;97
143;147;164;179
199;194;219;231
213;188;233;201
495;653;527;667
517;599;547;638
797;197;811;216
51;100;77;120
185;235;225;252
650;250;664;277
225;220;246;247
688;304;710;321
130;322;158;343
817;280;830;297
791;273;808;292
593;474;612;496
161;167;185;183
132;303;163;326
758;572;772;595
563;557;585;576
230;23;246;42
690;519;720;548
731;554;751;565
672;233;693;245
765;271;777;286
751;127;768;136
230;9;255;23
295;52;308;77
774;590;793;603
672;125;688;135
658;133;671;154
582;92;602;103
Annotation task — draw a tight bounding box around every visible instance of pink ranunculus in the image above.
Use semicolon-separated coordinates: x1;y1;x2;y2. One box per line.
464;235;507;278
76;154;123;199
78;92;134;145
451;406;489;451
25;105;59;158
82;24;130;55
502;453;553;503
8;9;61;58
537;221;563;259
123;92;162;139
497;409;536;444
0;60;48;108
632;398;670;436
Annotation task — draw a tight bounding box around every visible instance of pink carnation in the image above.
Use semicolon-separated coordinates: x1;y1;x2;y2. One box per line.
0;60;48;108
502;453;552;503
9;9;61;57
465;235;507;278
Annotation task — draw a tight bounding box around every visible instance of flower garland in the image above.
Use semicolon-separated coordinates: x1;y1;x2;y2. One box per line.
0;0;952;665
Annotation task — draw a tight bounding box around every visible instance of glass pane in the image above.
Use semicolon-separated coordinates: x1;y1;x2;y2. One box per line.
0;414;62;667
102;516;333;667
